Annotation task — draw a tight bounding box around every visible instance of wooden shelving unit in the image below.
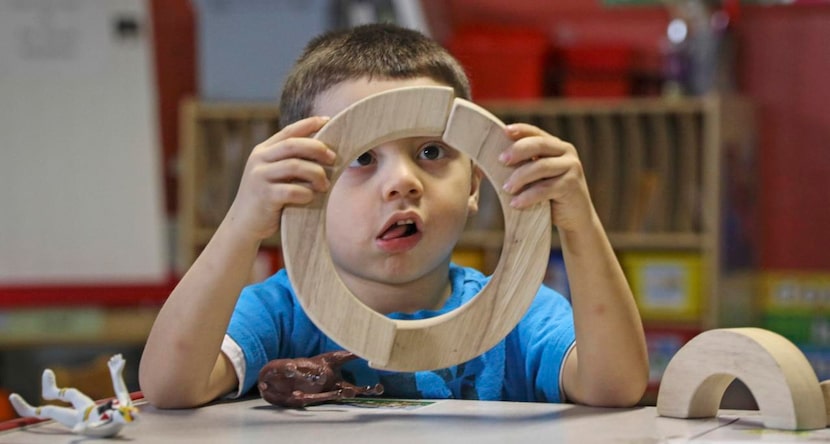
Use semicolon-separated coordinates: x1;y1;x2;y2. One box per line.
178;95;756;332
178;100;283;266
0;307;159;348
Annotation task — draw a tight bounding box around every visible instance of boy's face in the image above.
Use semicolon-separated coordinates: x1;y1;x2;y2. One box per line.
313;77;481;288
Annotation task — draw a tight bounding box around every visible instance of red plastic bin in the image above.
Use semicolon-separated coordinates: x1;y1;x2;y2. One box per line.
447;26;551;100
559;45;634;98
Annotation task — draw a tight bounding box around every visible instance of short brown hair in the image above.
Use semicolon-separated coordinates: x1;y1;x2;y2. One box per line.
279;23;471;128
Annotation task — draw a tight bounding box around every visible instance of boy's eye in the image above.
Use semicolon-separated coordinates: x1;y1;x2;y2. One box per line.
349;151;375;167
419;143;446;161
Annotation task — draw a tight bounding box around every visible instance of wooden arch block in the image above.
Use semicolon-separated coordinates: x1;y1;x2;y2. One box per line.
280;86;550;372
656;327;827;430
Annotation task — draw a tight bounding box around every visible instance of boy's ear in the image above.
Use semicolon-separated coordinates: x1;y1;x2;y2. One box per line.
467;164;484;215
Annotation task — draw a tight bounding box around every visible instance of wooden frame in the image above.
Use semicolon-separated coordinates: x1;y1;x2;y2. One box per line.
281;87;550;371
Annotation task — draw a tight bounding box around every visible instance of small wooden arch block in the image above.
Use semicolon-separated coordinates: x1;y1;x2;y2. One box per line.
656;327;827;430
280;86;551;372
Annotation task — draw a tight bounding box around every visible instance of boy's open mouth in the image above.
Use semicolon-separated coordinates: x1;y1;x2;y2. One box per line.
379;219;419;240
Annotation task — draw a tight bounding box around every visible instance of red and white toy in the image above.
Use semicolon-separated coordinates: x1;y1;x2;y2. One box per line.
8;353;138;438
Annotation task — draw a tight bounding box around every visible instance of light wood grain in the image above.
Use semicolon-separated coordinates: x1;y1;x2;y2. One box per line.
822;380;830;425
656;328;827;430
647;113;672;232
567;114;592;191
281;86;550;371
177;99;199;269
620;113;645;232
591;114;619;229
675;113;700;231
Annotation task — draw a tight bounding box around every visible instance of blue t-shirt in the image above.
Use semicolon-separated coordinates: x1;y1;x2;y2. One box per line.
226;263;575;402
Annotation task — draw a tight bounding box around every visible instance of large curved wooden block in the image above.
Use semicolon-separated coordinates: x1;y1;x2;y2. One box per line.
656;327;827;430
281;86;550;372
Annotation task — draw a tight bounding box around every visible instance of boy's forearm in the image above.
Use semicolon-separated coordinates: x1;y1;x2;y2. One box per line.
140;220;261;407
559;213;649;406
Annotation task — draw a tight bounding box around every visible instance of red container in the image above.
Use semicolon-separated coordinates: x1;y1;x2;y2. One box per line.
448;26;550;100
561;45;634;72
562;76;631;98
560;45;634;98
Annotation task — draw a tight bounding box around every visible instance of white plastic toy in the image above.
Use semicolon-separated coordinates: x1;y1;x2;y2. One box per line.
8;353;139;438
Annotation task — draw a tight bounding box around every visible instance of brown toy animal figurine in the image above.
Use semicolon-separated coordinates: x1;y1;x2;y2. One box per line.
258;350;383;408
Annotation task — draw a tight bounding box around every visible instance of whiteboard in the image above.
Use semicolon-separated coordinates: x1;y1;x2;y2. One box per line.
0;0;167;284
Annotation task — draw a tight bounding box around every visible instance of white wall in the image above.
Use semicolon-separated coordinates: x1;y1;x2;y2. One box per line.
0;0;167;284
193;0;330;101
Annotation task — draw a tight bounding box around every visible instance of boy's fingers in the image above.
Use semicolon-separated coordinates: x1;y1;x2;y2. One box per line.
257;137;336;164
505;123;546;139
258;160;331;192
508;178;557;209
498;136;553;166
253;116;335;164
262;115;331;144
499;134;574;166
267;183;317;207
502;156;568;195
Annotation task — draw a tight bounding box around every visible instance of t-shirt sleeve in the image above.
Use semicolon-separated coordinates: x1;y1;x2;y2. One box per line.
225;274;295;396
516;286;576;403
220;334;247;398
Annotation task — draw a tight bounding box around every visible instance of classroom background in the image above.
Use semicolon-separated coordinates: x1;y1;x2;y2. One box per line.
1;0;828;419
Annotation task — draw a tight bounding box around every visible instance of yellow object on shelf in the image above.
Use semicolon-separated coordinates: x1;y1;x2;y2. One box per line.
761;271;830;315
622;252;703;322
451;248;485;271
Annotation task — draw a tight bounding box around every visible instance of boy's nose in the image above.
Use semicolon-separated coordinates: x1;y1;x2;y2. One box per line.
381;156;423;201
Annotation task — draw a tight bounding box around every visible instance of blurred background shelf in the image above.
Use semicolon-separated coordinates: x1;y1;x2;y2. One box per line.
178;95;757;334
0;308;158;349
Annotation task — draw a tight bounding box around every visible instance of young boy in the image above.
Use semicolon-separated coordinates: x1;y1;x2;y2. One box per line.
139;23;648;408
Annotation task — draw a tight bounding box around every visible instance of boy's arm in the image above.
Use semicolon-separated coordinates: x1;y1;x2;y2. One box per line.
501;124;648;407
138;224;261;408
558;212;649;406
139;117;334;408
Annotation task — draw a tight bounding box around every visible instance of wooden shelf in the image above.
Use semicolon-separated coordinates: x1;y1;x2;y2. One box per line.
427;230;704;251
0;307;158;349
193;228;705;252
177;96;756;331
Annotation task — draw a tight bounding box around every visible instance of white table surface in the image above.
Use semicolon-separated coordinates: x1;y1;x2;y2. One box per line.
1;397;828;443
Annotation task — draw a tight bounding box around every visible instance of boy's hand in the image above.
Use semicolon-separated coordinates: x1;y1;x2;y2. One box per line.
225;116;335;241
498;123;595;233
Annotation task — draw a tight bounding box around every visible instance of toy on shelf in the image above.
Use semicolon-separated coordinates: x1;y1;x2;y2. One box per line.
656;328;829;431
258;351;383;408
8;354;138;438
